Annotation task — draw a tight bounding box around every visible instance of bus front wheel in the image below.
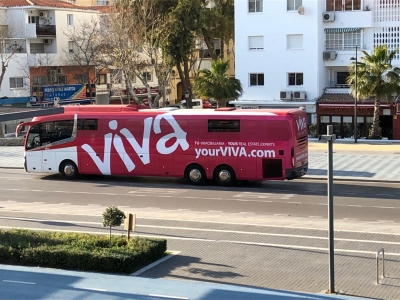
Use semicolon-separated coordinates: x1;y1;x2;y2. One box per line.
214;165;237;187
59;160;80;180
185;164;207;185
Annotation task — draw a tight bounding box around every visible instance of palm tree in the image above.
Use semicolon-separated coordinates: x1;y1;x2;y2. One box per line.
193;59;243;107
347;45;400;139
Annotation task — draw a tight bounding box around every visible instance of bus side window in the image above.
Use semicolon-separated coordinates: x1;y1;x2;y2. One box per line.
78;119;98;130
208;120;240;132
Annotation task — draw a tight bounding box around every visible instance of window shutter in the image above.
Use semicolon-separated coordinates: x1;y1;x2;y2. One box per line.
249;36;264;50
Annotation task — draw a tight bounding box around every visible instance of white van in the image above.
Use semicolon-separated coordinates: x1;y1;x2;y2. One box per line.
179;99;203;109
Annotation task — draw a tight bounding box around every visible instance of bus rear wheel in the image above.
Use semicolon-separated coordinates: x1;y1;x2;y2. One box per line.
214;165;237;187
59;160;80;180
185;164;207;185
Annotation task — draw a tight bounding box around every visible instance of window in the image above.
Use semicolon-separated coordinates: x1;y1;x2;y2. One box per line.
77;119;98;130
249;0;263;13
33;76;47;86
288;73;303;85
248;36;264;50
67;14;74;26
75;74;88;84
336;72;349;85
28;16;39;25
249;73;264;86
68;41;74;53
97;0;109;5
99;74;107;84
142;72;152;82
57;75;67;84
287;0;302;11
208;120;240;132
326;31;361;50
30;43;45;54
10;78;24;88
26;120;74;150
326;0;361;11
287;34;303;49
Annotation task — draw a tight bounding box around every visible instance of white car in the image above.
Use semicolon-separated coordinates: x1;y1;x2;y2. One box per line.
179;99;203;109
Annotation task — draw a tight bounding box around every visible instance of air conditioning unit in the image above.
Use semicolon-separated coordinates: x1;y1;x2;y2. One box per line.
323;12;335;22
39;11;49;18
50;76;57;83
50;69;57;76
280;91;292;100
56;67;62;74
44;39;52;45
323;51;337;60
293;91;307;100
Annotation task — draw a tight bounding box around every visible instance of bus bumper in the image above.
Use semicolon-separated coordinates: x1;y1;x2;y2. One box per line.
286;164;308;180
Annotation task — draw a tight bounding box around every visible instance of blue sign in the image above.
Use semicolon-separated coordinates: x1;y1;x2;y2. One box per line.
42;84;85;101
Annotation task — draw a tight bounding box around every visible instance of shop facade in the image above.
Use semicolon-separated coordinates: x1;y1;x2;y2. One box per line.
317;93;400;140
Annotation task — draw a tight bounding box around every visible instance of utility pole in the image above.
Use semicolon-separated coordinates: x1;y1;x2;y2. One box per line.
320;125;336;293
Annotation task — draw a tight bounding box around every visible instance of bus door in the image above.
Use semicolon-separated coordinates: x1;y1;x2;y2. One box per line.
42;150;56;172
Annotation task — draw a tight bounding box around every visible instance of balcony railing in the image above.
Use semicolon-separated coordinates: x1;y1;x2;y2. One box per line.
326;82;350;89
36;25;56;36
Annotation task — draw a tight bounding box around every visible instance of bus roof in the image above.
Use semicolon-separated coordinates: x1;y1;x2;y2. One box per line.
62;105;300;116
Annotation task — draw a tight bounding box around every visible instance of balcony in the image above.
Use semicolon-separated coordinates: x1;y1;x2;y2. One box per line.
26;24;56;38
36;25;56;37
324;10;372;28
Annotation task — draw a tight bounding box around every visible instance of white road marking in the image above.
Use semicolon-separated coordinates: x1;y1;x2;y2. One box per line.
31;190;43;192
376;194;394;197
33;202;45;204
59;203;71;205
76;192;91;194
97;193;117;196
53;191;70;193
287;202;301;204
371;206;396;209
3;280;36;285
149;294;188;300
78;287;107;292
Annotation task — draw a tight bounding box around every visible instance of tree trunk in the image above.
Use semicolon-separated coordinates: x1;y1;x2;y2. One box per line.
201;28;218;60
109;226;112;246
370;99;381;139
0;62;6;88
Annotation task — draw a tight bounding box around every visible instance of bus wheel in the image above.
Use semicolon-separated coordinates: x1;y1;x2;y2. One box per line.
214;165;237;187
185;164;207;185
59;160;80;180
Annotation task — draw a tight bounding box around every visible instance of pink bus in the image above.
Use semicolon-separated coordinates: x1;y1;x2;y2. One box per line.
16;105;308;186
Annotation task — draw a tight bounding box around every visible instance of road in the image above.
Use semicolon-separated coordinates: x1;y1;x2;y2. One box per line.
0;169;399;223
1;169;400;299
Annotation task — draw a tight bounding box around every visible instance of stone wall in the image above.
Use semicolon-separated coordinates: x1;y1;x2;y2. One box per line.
0;138;24;146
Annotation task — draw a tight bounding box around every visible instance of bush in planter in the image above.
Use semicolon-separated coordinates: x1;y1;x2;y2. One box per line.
368;126;382;139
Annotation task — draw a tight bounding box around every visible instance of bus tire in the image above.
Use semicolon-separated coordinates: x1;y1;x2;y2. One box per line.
59;160;80;180
185;164;207;185
214;165;237;187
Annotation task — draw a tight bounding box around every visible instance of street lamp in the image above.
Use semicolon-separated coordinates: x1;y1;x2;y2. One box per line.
349;45;358;143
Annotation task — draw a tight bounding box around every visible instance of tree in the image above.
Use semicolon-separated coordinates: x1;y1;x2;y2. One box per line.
192;59;242;107
198;0;234;60
63;18;105;103
161;0;204;108
102;206;125;246
0;23;25;89
347;45;400;139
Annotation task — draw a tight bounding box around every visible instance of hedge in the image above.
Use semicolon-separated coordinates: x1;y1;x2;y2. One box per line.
0;229;167;274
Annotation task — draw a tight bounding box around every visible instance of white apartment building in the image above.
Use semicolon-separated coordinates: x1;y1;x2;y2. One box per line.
234;0;400;136
0;0;101;105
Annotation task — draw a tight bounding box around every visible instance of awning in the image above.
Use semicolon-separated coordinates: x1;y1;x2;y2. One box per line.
324;28;361;33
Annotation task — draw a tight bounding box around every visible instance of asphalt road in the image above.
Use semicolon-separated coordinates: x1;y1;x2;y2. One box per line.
1;169;400;299
0;169;399;223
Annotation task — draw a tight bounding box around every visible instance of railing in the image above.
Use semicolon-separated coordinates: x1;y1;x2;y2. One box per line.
36;25;56;36
325;82;350;89
376;248;385;284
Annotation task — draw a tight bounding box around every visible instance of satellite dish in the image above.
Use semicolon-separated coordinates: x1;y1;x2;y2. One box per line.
298;6;305;15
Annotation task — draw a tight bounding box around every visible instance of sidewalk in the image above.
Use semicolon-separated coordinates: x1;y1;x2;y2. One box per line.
1;142;399;182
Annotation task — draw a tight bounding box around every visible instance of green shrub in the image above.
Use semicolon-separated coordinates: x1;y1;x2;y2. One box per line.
0;229;167;274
